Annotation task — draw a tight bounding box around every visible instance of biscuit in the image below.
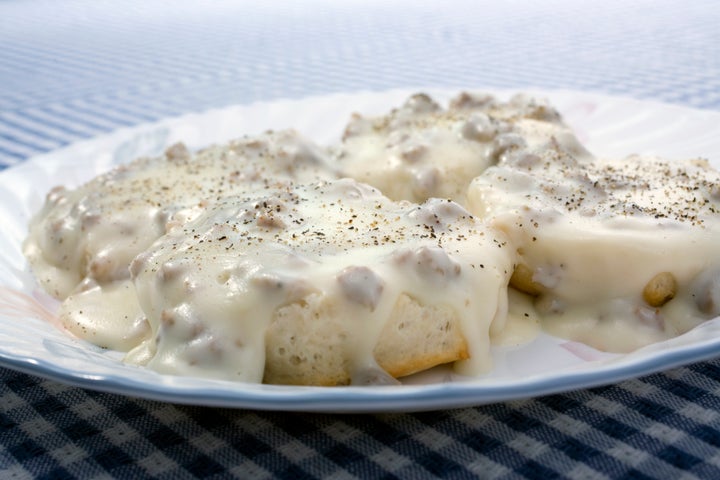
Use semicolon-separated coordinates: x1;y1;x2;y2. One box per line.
335;91;588;205
128;180;513;385
468;147;720;351
24;130;337;350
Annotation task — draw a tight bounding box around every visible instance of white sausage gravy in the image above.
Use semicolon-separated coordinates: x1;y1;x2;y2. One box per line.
468;145;720;352
23;91;720;384
24;130;338;351
127;180;512;384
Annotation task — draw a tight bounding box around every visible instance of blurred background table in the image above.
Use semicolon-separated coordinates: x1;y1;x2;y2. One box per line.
2;1;720;478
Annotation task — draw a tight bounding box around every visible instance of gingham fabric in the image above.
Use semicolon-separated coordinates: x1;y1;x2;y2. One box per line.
2;0;720;478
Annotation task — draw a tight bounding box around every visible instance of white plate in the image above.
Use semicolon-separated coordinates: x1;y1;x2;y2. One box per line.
1;88;720;413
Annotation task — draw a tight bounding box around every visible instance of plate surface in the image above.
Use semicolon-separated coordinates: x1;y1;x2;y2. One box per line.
2;88;720;412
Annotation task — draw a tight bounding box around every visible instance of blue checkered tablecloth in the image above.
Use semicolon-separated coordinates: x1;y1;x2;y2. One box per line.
2;1;720;478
